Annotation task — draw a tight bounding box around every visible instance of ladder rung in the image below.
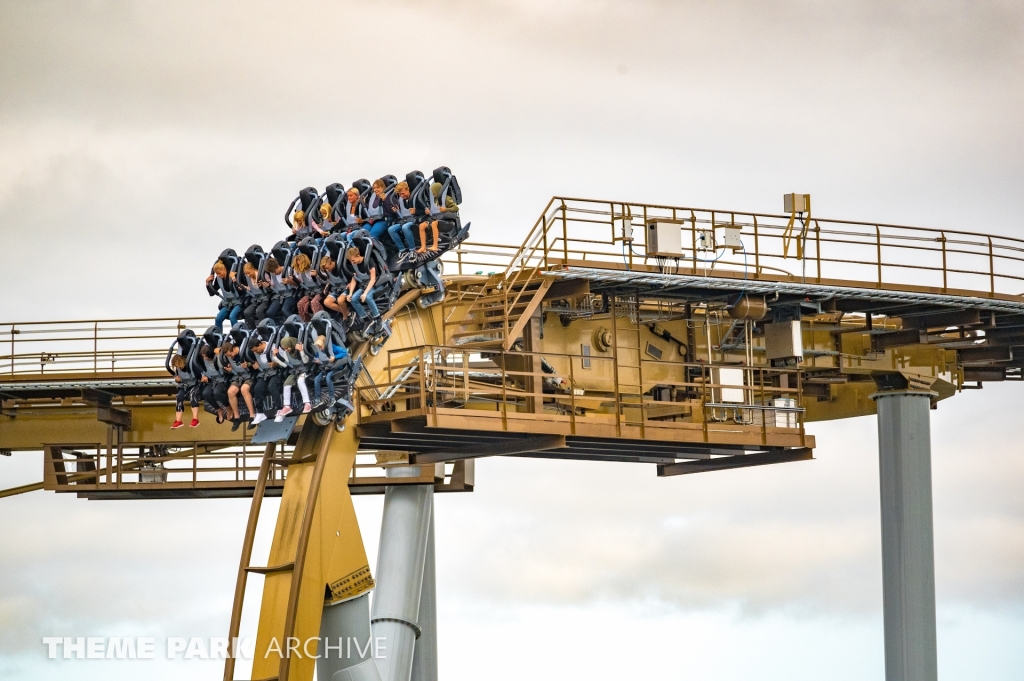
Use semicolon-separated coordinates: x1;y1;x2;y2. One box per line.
450;329;504;338
459;311;513;322
466;301;531;313
469;289;537;305
451;340;504;348
467;294;510;305
268;455;315;466
466;303;531;316
245;562;295;575
457;314;524;326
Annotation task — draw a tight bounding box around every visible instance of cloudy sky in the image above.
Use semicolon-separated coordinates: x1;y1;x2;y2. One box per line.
1;0;1023;679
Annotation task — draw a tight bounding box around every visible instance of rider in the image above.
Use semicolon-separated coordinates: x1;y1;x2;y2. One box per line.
258;258;291;323
316;201;337;236
320;255;351;320
364;179;389;240
309;334;349;410
199;344;230;424
239;261;265;329
290;209;315;241
170;354;200;429
207;260;242;331
292;252;321;321
385;181;416;251
273;336;312;421
222;340;256;431
249;336;275;426
416;182;459;254
344;246;379;323
341;186;365;236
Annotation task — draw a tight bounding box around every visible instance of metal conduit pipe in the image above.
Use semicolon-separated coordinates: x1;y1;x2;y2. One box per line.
371;466;434;681
317;593;383;681
410;510;438;681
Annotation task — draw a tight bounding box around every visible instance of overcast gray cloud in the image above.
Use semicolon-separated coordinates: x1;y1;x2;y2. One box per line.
1;1;1023;679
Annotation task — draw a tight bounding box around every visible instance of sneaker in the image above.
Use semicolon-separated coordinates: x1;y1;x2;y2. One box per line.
302;403;312;414
171;420;184;429
189;418;200;428
231;419;242;432
251;413;267;426
275;405;294;422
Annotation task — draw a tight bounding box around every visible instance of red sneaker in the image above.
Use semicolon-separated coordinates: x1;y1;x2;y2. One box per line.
171;420;184;429
189;418;200;428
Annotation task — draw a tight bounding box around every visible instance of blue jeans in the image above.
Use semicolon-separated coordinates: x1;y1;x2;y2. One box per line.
313;369;334;403
387;221;416;250
367;220;388;240
350;288;379;319
314;360;347;402
215;304;241;329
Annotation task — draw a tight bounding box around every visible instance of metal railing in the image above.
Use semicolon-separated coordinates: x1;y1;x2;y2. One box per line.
44;441;274;490
40;441;464;494
441;241;520;278
494;197;1024;299
0;317;209;380
355;345;806;445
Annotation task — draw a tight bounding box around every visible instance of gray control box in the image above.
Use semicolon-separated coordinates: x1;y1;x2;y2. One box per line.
646;220;683;257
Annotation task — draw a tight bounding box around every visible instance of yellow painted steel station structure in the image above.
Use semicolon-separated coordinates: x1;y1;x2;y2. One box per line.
2;196;1022;681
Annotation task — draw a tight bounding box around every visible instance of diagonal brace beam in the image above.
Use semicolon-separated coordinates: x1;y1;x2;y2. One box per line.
657;448;813;476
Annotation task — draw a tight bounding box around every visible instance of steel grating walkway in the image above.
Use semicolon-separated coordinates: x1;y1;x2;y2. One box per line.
549;267;1024;315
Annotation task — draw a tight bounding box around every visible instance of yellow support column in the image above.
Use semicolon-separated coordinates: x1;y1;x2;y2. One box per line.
251;425;375;681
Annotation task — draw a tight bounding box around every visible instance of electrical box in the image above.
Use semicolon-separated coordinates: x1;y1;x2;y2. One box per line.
710;367;745;404
764;320;804;363
696;229;716;251
139;466;168;484
621;215;634;242
772;397;798;428
720;224;743;251
784;193;810;213
646;220;682;257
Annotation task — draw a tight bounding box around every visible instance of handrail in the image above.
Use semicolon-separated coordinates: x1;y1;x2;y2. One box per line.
492;197;1024;301
500;197;560;280
0;317;210;380
548;195;1024;243
356;345;807;441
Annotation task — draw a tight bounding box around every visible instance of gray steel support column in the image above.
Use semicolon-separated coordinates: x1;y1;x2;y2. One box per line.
873;390;938;681
371;466;433;681
410;509;438;681
318;593;383;681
